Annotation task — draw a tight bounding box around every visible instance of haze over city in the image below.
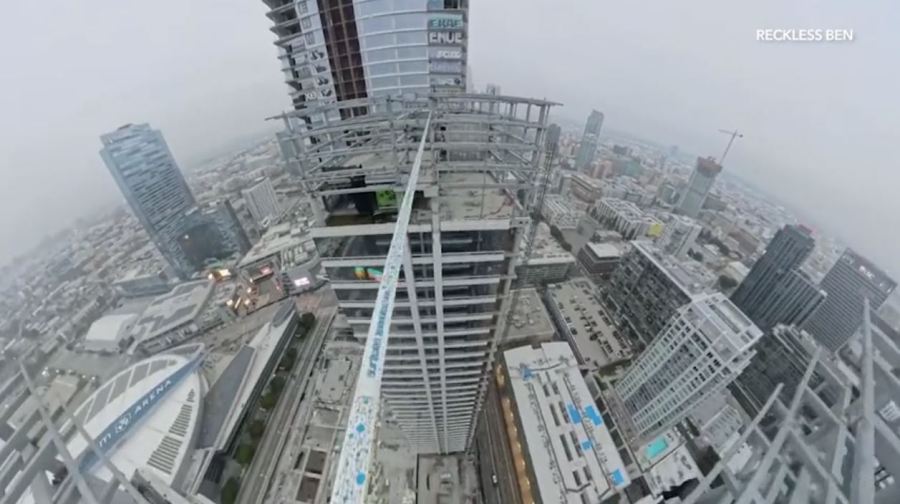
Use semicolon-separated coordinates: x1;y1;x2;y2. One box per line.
1;0;898;270
2;2;900;504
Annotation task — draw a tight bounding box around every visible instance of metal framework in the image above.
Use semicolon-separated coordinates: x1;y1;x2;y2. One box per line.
685;301;888;504
0;360;152;504
274;93;557;502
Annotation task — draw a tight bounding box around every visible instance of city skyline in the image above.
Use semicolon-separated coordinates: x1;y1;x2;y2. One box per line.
2;2;899;502
0;1;898;275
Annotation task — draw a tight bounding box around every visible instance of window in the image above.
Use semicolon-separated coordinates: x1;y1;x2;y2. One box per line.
367;48;396;62
370;62;397;76
395;13;426;30
366;33;395;48
397;46;426;59
361;16;392;33
399;74;426;86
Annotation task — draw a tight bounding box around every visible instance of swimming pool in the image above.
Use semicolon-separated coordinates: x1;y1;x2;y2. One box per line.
645;437;669;459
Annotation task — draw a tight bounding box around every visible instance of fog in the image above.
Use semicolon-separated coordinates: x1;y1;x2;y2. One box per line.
1;0;898;273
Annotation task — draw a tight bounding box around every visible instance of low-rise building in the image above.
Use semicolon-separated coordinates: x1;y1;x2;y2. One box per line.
542;194;583;230
113;263;174;298
130;280;216;355
544;278;634;367
569;173;604;203
238;221;320;295
500;342;630;504
589;198;662;240
500;288;556;348
82;313;138;353
516;222;575;286
577;242;622;284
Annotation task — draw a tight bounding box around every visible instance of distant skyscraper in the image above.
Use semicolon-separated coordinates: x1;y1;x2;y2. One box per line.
263;0;468;115
730;324;820;417
179;200;251;269
676;156;722;218
731;224;817;330
100;124;197;279
802;249;896;352
750;269;825;332
606;241;706;346
574;109;604;172
242;177;282;227
613;293;762;441
657;214;702;259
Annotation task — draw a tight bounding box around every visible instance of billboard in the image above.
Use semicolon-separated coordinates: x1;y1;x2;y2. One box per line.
428;14;464;30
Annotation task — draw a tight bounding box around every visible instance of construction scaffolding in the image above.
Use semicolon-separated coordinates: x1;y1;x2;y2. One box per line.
685;301;895;504
273;93;557;503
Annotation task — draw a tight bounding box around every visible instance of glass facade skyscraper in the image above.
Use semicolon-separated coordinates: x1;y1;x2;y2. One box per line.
574;109;604;172
100;124;197;279
263;0;468;119
731;224;820;331
676;156;722;218
802;249;896;352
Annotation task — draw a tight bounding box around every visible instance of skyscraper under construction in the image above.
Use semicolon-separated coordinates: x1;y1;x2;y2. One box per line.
276;94;555;453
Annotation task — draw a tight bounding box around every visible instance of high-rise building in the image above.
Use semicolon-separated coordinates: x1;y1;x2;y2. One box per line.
694;307;900;504
731;224;817;328
605;241;709;346
574;109;604;172
803;249;896;352
100;124;197;279
676;156;722;218
179;200;252;270
657;214;702;259
729;324;820;417
242;177;282;227
612;293;762;442
263;0;468;116
745;269;825;332
278;94;555;454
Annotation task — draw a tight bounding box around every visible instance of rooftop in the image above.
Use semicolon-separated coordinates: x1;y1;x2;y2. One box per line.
504;342;630;503
596;198;662;225
239;222;315;268
436;171;518;222
545;279;633;366
522;222;574;264
130;280;214;343
114;261;165;283
503;288;556;345
67;350;204;486
585;242;622;260
633;241;710;296
83;314;137;344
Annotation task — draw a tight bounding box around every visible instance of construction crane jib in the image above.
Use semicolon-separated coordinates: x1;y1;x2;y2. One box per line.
330;112;432;504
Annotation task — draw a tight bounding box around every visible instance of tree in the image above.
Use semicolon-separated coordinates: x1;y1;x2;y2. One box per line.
270;376;286;395
222;477;240;504
248;419;266;440
717;275;738;292
300;312;316;330
279;349;297;370
260;392;277;410
235;444;256;466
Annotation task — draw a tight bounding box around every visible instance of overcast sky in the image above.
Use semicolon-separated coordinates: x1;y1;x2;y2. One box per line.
1;1;898;273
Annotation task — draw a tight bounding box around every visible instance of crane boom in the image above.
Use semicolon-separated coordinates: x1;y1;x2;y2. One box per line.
330;112;432;504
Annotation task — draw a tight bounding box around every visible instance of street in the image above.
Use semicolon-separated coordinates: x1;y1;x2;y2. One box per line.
236;301;335;504
477;375;521;504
